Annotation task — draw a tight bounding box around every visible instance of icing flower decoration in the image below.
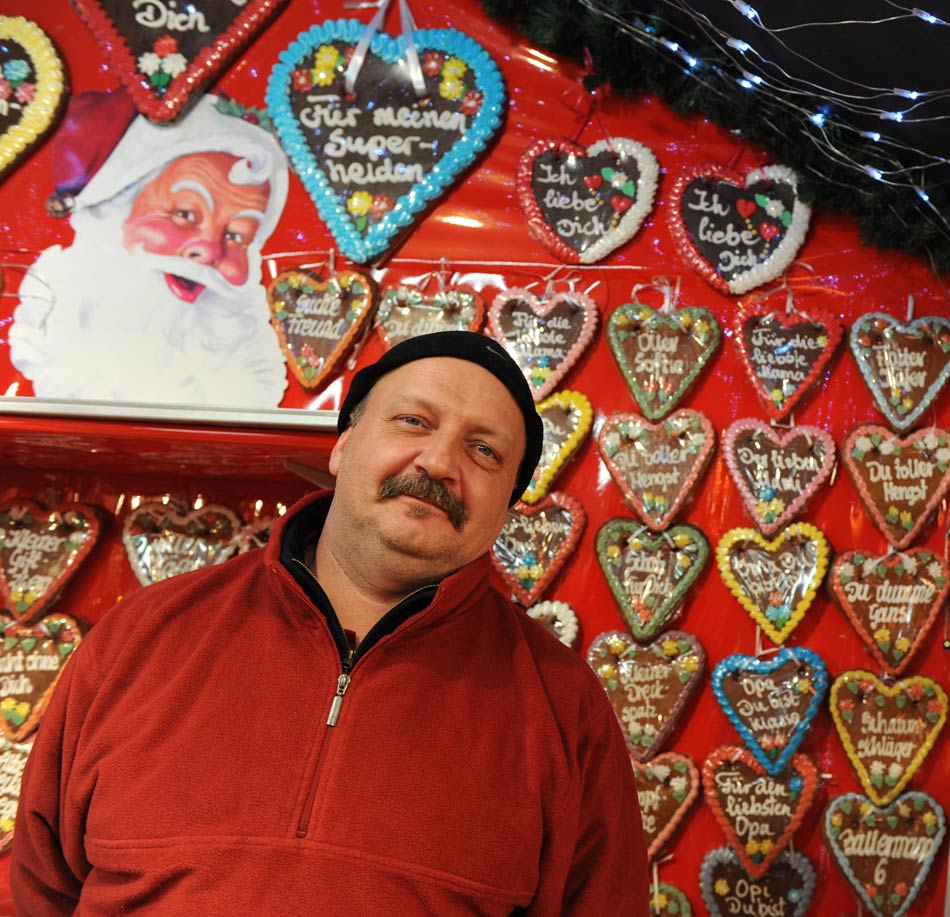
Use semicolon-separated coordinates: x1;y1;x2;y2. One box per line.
422;51;445;76
292;68;312;92
138;35;187;89
714;879;730;895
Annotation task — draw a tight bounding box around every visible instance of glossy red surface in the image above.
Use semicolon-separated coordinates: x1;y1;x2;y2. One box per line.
0;0;949;912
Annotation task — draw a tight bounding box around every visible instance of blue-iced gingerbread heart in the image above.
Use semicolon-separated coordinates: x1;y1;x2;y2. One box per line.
711;647;827;776
267;19;504;263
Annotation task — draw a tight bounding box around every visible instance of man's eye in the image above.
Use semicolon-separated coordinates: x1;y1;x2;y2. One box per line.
474;443;499;460
399;415;423;426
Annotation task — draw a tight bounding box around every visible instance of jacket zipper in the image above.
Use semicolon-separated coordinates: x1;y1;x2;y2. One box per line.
289;556;433;837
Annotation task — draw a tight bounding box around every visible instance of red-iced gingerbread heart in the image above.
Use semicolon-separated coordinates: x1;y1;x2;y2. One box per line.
632;751;700;861
0;500;99;625
71;0;288;122
491;492;586;606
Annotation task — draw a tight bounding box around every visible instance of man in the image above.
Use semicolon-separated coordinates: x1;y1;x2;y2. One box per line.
9;92;289;408
11;332;648;915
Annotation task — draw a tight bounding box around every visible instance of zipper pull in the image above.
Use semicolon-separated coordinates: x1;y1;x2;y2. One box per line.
326;673;351;726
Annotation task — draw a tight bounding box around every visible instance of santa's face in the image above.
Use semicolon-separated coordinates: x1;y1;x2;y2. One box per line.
122;152;270;302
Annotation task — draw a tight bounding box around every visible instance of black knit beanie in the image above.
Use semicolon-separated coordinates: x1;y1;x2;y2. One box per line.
338;332;543;505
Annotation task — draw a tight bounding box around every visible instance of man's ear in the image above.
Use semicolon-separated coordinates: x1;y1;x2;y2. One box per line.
328;427;352;477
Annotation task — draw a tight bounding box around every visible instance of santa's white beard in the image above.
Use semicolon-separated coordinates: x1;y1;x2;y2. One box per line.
9;209;288;409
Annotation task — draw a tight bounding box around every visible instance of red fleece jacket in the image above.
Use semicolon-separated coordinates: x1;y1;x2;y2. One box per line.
11;493;648;915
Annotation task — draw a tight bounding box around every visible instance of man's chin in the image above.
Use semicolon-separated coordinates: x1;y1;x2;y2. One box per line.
164;273;206;303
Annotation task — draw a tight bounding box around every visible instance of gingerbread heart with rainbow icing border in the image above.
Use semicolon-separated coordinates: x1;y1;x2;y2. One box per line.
646;883;693;917
522;390;592;505
122;501;241;587
268;268;376;391
268;19;504;263
632;751;700;861
723;419;836;535
830;549;948;675
488;288;598;401
0;17;66;181
829;670;947;807
0;500;99;625
712;647;828;776
607;301;721;420
717;524;829;645
733;299;843;420
587;630;705;760
598;411;715;531
376;283;483;350
0;613;80;742
700;847;816;917
72;0;287;122
824;791;946;917
669;164;812;295
0;736;30;853
596;519;709;641
843;424;950;549
516;136;660;264
491;492;586;606
850;312;950;430
702;745;819;879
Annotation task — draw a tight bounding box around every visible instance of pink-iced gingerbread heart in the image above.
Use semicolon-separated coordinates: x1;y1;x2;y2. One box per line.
488;288;598;401
723;419;836;535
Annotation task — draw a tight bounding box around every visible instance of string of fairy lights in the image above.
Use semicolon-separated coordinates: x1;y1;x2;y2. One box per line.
577;0;950;263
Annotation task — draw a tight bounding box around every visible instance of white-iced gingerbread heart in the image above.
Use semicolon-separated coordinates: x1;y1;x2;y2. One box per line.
517;136;659;264
669;163;811;295
700;847;816;917
376;284;483;350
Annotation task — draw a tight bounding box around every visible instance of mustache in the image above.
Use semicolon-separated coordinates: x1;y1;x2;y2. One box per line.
378;473;469;532
128;245;244;297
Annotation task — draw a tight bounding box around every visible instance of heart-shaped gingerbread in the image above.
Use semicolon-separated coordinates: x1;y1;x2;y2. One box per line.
607;302;721;419
525;600;579;648
824;791;946;917
700;847;816;917
830;671;947;807
596;520;709;641
268;20;504;263
123;501;242;587
723;419;836;535
850;313;950;430
830;549;948;675
0;16;66;181
587;630;705;760
521;390;592;504
843;424;950;549
716;523;829;644
488;288;598;401
0;614;80;742
268;269;376;391
733;300;843;420
491;492;586;606
516;136;659;264
702;745;819;879
632;751;700;861
376;284;483;350
234;518;275;555
599;411;715;531
669;164;812;295
73;0;287;122
646;883;692;917
0;737;31;853
711;648;828;776
0;500;100;625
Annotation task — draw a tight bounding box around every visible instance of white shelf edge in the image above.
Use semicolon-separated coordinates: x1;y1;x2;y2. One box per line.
0;396;339;432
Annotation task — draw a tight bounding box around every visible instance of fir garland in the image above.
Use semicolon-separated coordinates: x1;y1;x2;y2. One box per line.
482;0;950;274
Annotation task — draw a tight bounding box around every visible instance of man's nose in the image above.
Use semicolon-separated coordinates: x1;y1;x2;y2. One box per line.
414;433;461;482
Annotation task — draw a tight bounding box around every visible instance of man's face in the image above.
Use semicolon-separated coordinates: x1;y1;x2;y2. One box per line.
122;152;270;303
328;357;526;581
